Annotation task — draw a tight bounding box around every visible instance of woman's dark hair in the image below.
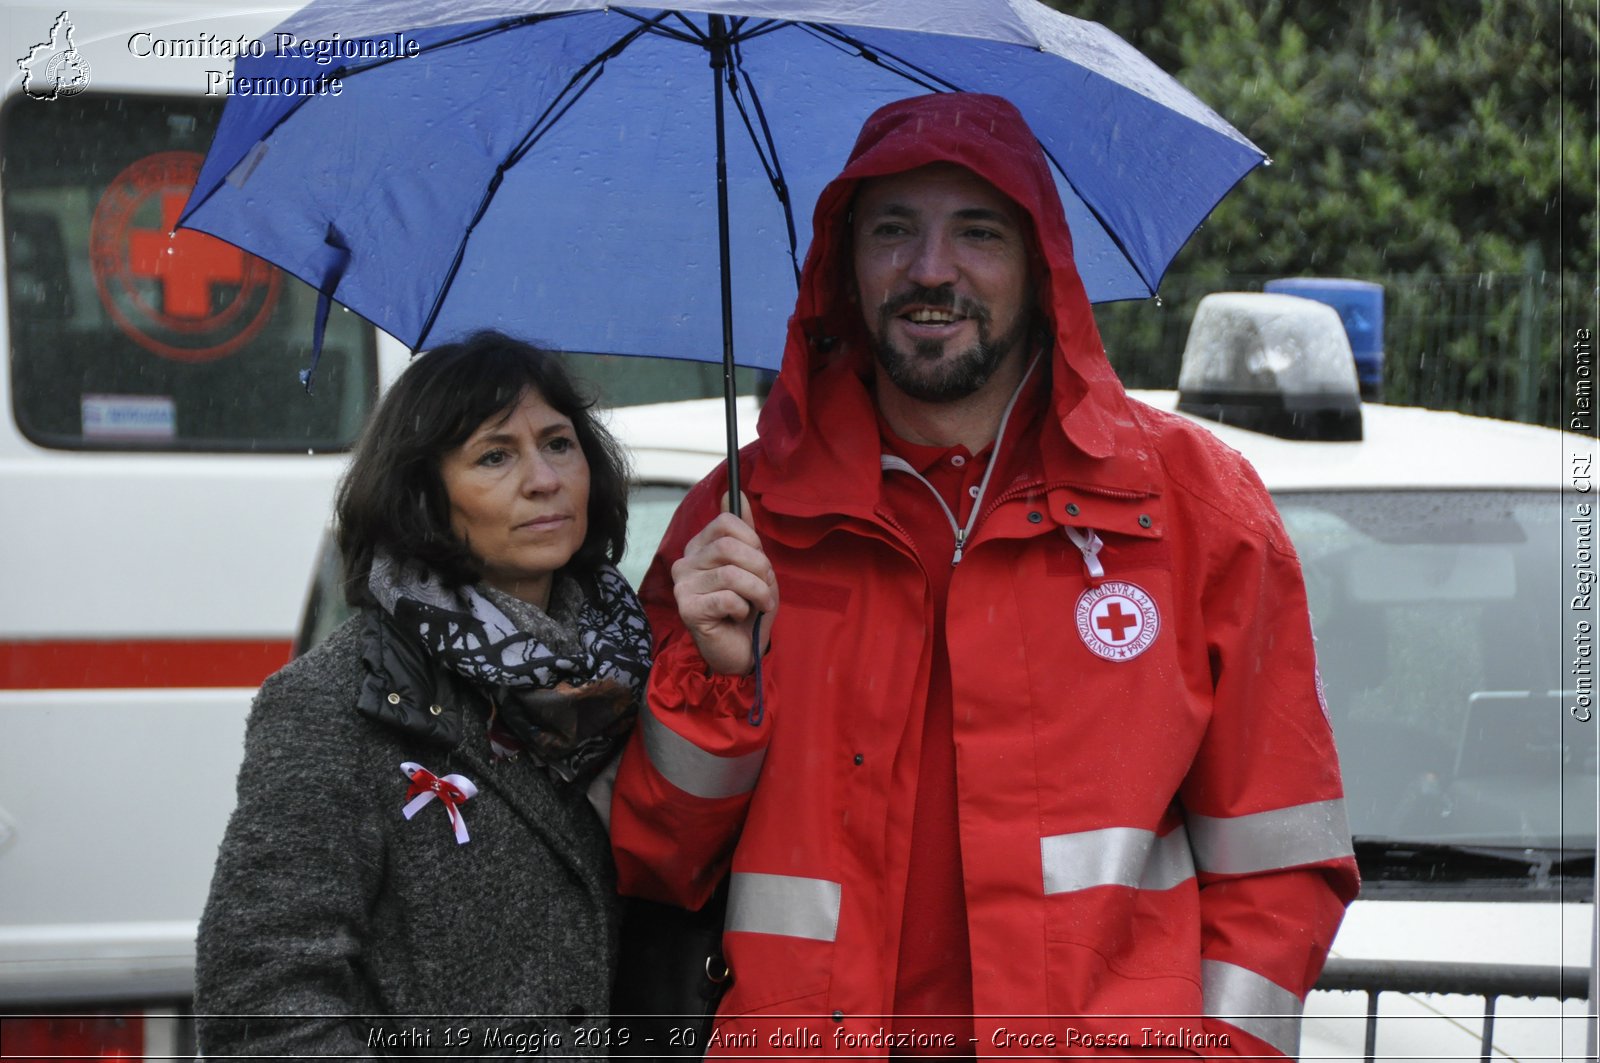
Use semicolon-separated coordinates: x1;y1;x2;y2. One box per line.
336;331;630;605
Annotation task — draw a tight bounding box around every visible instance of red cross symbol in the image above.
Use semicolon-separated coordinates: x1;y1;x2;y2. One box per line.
1095;600;1138;642
126;192;245;320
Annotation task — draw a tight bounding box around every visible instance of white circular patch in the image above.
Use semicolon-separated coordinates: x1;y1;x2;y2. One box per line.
1075;581;1161;661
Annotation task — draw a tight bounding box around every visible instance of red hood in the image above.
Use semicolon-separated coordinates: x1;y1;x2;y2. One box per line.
753;93;1152;506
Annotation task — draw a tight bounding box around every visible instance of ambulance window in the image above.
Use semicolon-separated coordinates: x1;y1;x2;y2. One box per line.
2;93;375;451
1280;490;1595;853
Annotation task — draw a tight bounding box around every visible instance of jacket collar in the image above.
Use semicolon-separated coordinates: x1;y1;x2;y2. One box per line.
356;606;467;747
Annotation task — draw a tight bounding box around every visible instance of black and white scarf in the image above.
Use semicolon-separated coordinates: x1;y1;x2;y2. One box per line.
369;552;651;784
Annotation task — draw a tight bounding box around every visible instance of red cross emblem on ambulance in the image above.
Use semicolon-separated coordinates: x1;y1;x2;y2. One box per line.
89;151;280;362
1076;580;1161;661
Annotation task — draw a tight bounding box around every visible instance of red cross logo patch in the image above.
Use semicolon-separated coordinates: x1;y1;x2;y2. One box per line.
89;151;281;362
1075;581;1160;661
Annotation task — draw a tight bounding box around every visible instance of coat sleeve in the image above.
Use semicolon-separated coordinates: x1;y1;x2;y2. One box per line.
610;472;774;910
194;664;386;1060
1178;465;1361;1059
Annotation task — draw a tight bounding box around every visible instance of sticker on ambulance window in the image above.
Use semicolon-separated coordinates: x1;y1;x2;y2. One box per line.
89;151;280;363
81;394;177;441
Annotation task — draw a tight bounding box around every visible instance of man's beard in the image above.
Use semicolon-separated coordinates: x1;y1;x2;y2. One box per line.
871;287;1032;404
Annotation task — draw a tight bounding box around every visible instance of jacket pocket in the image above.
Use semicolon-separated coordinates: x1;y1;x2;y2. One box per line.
713;932;834;1018
1043;938;1205;1058
705;986;832;1057
1043;872;1201;980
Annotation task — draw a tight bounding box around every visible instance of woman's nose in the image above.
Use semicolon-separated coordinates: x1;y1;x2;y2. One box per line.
521;453;561;494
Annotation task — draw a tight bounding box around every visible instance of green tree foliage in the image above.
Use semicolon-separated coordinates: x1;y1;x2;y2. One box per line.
1053;0;1595;279
1050;0;1594;421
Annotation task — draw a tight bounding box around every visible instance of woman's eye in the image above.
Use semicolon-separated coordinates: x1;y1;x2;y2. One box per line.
476;448;509;467
546;436;576;455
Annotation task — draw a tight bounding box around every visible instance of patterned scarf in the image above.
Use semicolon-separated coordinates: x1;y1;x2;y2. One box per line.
369;552;651;785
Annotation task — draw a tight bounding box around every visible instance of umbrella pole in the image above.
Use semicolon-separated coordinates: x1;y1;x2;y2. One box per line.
709;15;742;519
710;16;765;727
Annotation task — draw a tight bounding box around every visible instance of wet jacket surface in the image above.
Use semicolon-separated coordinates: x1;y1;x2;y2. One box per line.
196;611;619;1060
611;94;1358;1059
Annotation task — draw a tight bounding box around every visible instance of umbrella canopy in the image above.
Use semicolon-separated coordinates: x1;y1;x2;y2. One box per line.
178;0;1266;374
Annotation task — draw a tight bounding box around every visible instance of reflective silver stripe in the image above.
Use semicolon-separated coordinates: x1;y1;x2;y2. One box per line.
725;873;842;942
1040;826;1195;895
640;707;765;799
1201;959;1302;1056
1187;799;1354;876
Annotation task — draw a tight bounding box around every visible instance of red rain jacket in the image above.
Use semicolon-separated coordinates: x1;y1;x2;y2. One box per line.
612;93;1358;1059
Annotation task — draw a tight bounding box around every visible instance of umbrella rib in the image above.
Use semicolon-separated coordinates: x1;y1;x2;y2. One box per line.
642;13;780;47
610;8;706;46
1032;143;1156;293
727;41;801;288
499;14;666;167
729;19;786;43
340;12;584;79
181;11;593;227
795;23;959;94
415;20;661;348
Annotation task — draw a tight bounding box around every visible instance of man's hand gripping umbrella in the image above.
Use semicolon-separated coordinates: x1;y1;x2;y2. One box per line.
673;493;778;717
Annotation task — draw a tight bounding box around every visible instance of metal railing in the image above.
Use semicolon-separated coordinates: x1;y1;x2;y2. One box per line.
1312;957;1594;1062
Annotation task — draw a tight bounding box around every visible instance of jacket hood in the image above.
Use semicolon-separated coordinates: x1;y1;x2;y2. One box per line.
754;93;1147;496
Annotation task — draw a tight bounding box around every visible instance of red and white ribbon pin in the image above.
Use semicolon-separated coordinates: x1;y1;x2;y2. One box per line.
399;761;478;845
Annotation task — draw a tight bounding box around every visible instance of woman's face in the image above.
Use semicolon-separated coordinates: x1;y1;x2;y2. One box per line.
439;387;590;609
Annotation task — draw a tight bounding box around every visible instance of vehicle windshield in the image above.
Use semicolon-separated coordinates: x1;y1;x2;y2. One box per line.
1278;490;1595;857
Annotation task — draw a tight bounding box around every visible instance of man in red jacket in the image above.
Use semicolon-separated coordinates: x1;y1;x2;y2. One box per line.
612;92;1358;1059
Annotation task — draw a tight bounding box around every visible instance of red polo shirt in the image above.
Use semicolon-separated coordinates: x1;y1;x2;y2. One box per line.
879;375;1045;1056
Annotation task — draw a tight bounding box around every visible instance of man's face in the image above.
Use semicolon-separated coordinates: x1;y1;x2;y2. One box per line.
852;162;1034;404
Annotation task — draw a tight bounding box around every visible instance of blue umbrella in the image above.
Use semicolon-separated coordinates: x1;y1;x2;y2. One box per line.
178;0;1266;503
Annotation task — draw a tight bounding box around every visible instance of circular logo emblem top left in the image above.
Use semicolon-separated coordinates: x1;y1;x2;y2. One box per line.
90;152;281;362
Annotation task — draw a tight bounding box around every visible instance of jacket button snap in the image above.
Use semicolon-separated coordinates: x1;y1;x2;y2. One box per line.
853;753;864;766
1027;511;1043;524
1138;514;1153;528
1065;503;1081;516
429;704;443;716
832;1011;844;1023
386;692;401;705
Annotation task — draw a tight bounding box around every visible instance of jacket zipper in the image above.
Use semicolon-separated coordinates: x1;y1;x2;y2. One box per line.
1071;483;1152;500
879;355;1043;567
879;455;968;564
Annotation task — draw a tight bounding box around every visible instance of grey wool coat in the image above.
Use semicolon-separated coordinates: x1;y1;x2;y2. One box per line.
195;611;620;1060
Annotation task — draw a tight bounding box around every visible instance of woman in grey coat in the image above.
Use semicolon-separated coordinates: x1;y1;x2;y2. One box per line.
195;332;647;1059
